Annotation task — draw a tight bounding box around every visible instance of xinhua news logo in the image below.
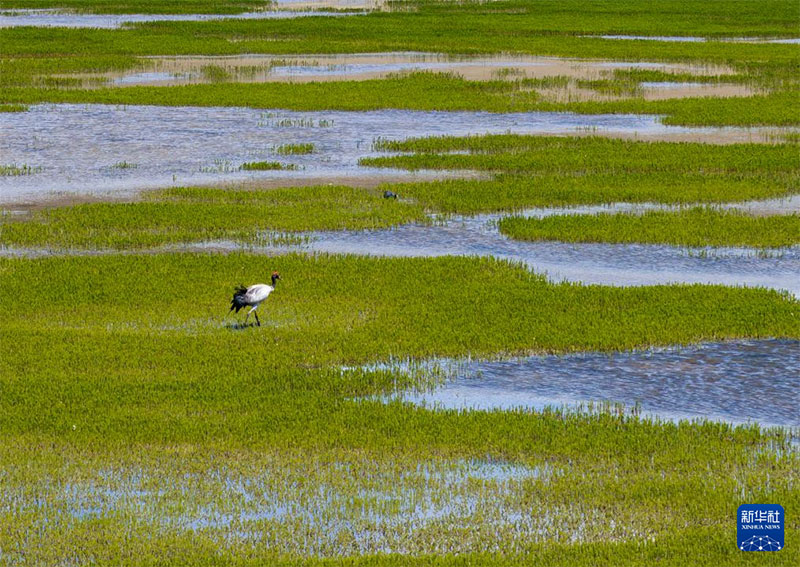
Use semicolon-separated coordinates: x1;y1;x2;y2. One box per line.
738;504;784;551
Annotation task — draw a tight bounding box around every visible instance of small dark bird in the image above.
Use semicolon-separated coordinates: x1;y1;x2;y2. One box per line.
383;190;398;199
229;271;280;327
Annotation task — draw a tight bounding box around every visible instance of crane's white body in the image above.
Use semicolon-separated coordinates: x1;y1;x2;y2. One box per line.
240;284;273;324
229;272;280;327
242;284;274;306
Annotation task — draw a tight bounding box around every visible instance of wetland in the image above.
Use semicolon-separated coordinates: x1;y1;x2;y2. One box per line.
1;1;799;564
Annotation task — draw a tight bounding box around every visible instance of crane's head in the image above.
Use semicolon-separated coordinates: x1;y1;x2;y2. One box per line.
271;271;281;286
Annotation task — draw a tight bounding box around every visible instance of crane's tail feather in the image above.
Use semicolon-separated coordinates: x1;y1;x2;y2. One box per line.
230;285;249;313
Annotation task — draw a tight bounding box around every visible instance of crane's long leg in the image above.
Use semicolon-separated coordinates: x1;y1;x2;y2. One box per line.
246;305;260;327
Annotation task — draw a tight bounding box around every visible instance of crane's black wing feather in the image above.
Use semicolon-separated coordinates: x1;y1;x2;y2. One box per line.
230;285;249;313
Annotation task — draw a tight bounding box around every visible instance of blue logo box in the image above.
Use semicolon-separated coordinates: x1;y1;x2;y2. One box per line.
738;504;784;551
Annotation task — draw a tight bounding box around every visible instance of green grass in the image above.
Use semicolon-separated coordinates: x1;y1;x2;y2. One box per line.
240;160;298;170
199;63;232;83
0;163;41;175
5;172;797;250
0;251;798;560
1;1;799;126
3;74;799;126
0;103;27;112
574;68;752;97
276;142;314;155
110;160;138;169
2;2;800;562
361;135;800;212
0;72;539;112
0;56;140;89
2;252;797;372
378;174;797;214
365;134;800;175
1;186;798;561
0;185;425;249
3;136;798;247
0;428;796;563
606;68;751;85
499;208;800;248
5;1;800;56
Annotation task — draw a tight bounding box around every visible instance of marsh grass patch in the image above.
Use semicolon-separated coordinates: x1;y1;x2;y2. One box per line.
0;163;42;176
0;185;426;249
274;142;314;155
241;160;299;171
498;207;800;248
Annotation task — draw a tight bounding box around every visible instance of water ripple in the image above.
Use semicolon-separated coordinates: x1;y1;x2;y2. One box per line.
2;104;791;204
379;339;800;428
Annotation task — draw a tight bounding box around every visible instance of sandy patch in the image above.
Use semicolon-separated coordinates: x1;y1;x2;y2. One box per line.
59;53;745;101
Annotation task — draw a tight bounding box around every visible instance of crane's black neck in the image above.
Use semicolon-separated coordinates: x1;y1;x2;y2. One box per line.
271;274;279;287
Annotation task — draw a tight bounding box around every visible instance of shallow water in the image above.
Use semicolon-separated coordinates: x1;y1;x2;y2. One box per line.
3;457;564;554
4;200;796;294
261;54;727;82
272;59;523;77
596;35;800;44
273;0;385;8
379;340;800;429
112;71;189;85
726;194;800;216
640;81;706;89
1;104;792;204
0;8;360;29
598;35;709;43
94;53;736;88
252;204;800;296
635;82;756;101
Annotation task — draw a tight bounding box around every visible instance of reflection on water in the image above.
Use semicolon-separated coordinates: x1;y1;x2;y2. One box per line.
85;53;739;92
112;71;189;85
1;104;793;204
0;8;361;28
640;81;705;89
261;54;724;82
380;340;800;428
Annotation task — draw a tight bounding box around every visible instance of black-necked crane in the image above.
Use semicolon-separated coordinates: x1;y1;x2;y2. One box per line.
229;271;281;326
